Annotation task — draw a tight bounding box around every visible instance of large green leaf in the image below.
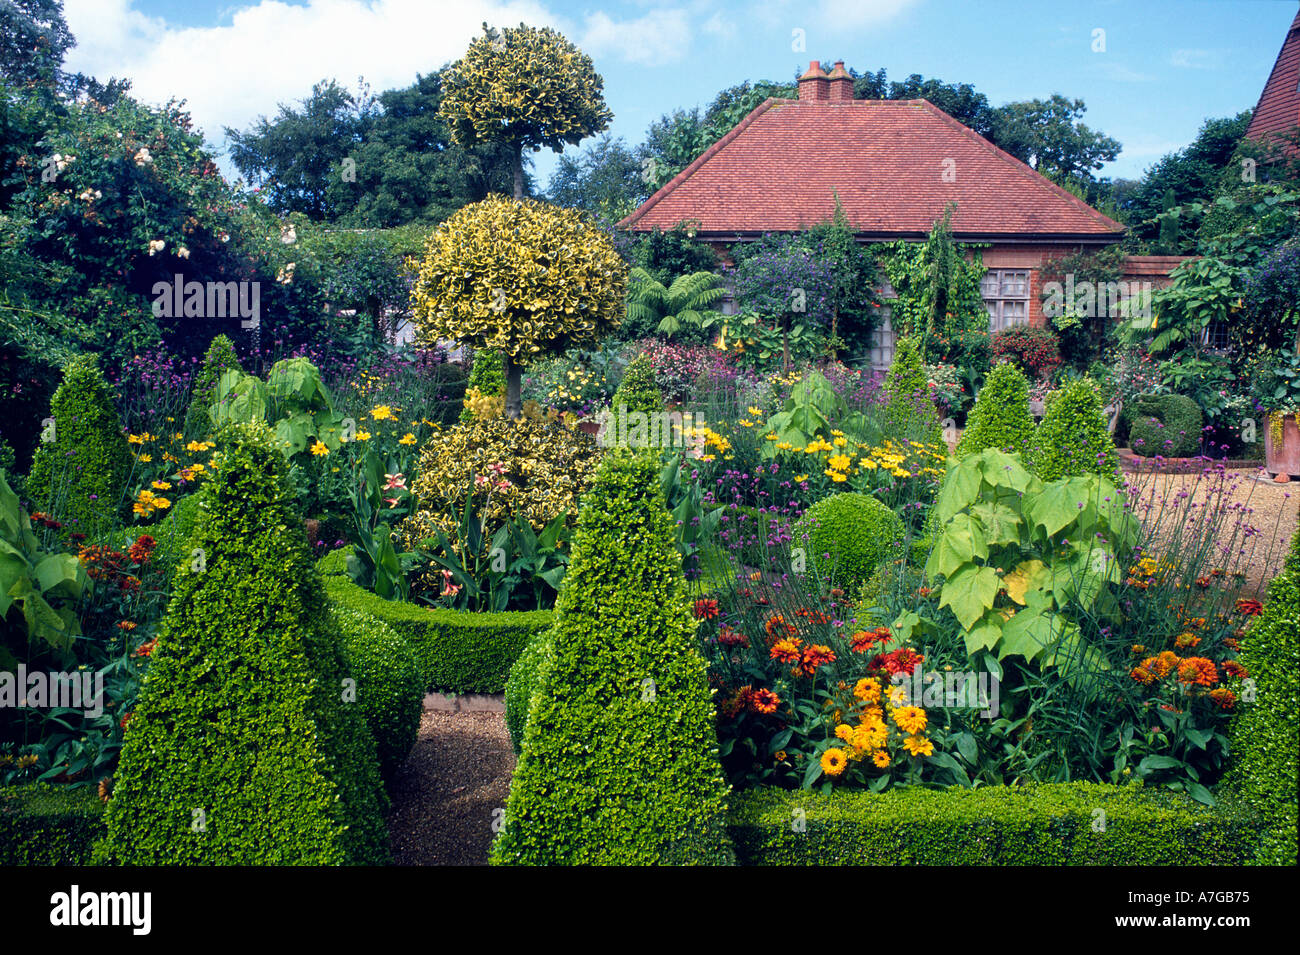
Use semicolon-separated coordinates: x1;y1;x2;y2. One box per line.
32;553;86;602
926;512;989;580
970;501;1022;546
938;564;1000;630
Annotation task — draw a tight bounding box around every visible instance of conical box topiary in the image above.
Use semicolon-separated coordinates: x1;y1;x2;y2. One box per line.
94;421;388;865
1031;378;1119;482
956;361;1035;458
610;353;662;417
184;334;242;439
491;448;733;865
25;353;130;536
883;335;942;442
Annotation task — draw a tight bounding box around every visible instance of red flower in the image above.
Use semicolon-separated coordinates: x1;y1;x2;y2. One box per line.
769;637;802;664
1221;660;1248;680
693;598;720;620
1176;656;1218;687
1235;598;1263;616
749;688;780;714
871;647;924;676
718;626;748;648
850;626;890;653
128;534;156;564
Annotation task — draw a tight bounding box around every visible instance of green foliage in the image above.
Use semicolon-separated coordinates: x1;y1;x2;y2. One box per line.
883;336;942;439
793;492;904;593
96;422;388;865
1127;393;1202;458
1031;378;1119;481
1227;517;1300;865
492;449;733;865
0;471;88;670
546;133;646;223
504;627;554;756
990;95;1121;183
25;353;130;536
610;353;662;416
625;224;718;287
117;490;201;587
333;606;423;783
184;335;241;438
925;449;1137;667
728;783;1260;865
319;557;551;694
208;356;349;459
624;268;725;341
956;363;1035;458
0;784;106;865
460;348;506;422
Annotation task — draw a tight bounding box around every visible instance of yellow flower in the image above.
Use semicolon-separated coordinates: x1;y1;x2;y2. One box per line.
860;459;878;470
892;706;928;735
151;481;172;491
738;419;754;428
833;436;848;447
127;434;144;445
765;434;780;442
903;734;934;757
137;454;152;463
371;405;396;421
835;724;855;743
854;677;881;702
820;748;848;777
310;440;329;457
887;685;908;707
872;750;891;768
793;474;808;483
399;433;417;446
747;406;763;416
824;470;848;483
356;430;371;441
828;453;851;471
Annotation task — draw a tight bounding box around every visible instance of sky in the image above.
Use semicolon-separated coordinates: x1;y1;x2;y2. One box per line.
60;0;1300;190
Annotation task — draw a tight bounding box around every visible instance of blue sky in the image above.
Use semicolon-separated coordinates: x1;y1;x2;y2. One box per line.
62;0;1299;188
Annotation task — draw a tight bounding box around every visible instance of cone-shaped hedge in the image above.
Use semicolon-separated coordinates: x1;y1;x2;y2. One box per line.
94;421;388;865
610;353;662;416
184;334;242;438
491;449;733;865
1031;378;1118;482
25;353;130;535
956;362;1035;458
883;335;941;441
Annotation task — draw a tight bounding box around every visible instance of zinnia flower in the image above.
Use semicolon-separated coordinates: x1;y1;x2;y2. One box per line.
902;734;934;757
1235;598;1263;616
1176;656;1217;687
820;748;848;777
750;688;780;714
770;637;802;664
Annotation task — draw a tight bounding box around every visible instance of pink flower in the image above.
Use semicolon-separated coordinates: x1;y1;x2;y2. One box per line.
440;569;461;597
383;472;406;491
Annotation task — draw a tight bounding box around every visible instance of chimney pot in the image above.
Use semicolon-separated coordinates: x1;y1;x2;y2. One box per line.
797;60;829;101
826;60;853;101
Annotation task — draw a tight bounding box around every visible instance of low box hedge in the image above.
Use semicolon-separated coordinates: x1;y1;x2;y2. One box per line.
318;551;552;694
0;784;106;865
727;782;1261;866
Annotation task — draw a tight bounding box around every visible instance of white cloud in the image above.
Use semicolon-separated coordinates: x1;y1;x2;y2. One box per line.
1170;48;1223;70
579;9;694;66
1088;60;1155;83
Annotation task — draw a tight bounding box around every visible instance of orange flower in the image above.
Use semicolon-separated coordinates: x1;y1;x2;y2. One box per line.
1177;656;1217;687
750;688;780;714
1174;632;1201;650
693;598;719;620
764;613;798;642
1221;660;1248;680
769;637;802;664
1208;687;1237;710
717;626;748;648
1234;598;1263;616
1130;665;1156;685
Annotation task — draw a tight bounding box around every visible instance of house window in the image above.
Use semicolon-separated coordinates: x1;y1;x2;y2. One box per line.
870;308;896;372
981;270;1030;332
1202;319;1231;352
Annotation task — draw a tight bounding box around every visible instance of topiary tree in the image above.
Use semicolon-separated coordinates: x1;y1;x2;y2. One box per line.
25;353;130;536
504;627;554;756
1127;393;1202;458
491;449;734;864
459;348;506;423
411;194;626;418
956;362;1035;458
184;334;242;438
1228;507;1300;865
883;335;942;441
95;421;388;865
610;354;662;417
1031;378;1119;481
333;606;423;784
792;492;905;593
440;22;612;200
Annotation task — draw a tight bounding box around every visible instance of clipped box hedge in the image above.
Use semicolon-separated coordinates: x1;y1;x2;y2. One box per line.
0;784;106;865
727;782;1261;866
317;550;551;694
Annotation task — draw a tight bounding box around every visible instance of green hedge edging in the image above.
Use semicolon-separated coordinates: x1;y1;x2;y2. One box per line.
728;783;1260;866
318;551;552;694
0;784;106;865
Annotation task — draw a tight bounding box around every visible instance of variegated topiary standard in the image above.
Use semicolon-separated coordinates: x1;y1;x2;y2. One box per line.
491;449;734;865
410;194;626;419
94;421;388;865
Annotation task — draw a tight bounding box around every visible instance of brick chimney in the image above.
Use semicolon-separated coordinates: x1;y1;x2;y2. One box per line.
827;60;853;101
797;61;828;101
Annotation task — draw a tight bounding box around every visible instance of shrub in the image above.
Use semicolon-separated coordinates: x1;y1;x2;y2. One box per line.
0;784;107;865
955;362;1035;458
883;336;941;439
333;606;423;784
504;627;555;755
184;335;242;438
320;558;552;694
1127;393;1203;458
460;348;506;423
992;325;1062;379
1030;378;1119;482
119;491;202;586
24;354;130;536
610;353;662;416
491;449;734;865
1228;511;1300;865
728;783;1260;865
95;421;388;865
792;492;904;592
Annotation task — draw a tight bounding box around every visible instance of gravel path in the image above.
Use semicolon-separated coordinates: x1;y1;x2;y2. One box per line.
387;709;515;866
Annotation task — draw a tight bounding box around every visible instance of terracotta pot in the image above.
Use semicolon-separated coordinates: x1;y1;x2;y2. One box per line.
577;420;601;437
1264;413;1300;478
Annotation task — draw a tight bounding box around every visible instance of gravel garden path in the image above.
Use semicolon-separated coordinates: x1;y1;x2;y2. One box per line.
387;702;515;866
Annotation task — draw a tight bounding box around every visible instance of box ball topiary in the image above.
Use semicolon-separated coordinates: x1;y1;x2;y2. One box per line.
1128;394;1202;458
94;420;388;865
491;448;734;865
504;626;555;756
333;606;424;784
24;353;130;536
1030;378;1119;482
955;361;1035;458
792;492;905;592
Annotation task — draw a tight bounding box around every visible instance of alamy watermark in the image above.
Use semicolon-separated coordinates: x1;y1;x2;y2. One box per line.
1;666;104;718
1042;274;1153;325
151;274;260;329
595;405;701;450
890;667;1000;719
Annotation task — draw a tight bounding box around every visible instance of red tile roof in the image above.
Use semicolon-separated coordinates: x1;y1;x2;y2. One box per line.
619;99;1124;240
1247;9;1300;147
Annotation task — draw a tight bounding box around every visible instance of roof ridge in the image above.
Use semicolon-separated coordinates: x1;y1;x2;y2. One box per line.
908;99;1123;233
618;97;780;229
1247;6;1300;141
